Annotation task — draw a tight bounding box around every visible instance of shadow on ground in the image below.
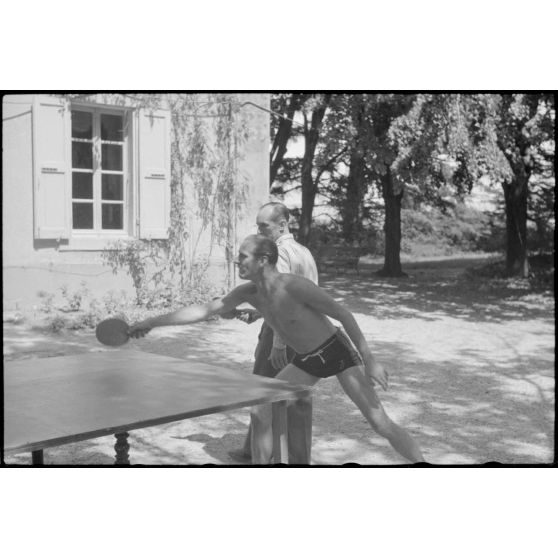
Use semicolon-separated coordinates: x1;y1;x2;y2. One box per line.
321;264;554;324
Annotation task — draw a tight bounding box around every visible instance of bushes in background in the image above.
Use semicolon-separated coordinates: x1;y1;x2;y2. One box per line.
400;204;498;256
306;202;507;258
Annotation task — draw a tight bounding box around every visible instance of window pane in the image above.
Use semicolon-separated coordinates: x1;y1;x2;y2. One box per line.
72;173;93;199
73;203;93;229
72;111;92;139
101;114;123;141
101;144;122;171
102;204;123;229
72;142;93;169
102;174;123;200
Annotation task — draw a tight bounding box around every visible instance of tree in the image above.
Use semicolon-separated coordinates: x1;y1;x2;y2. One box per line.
493;94;555;276
361;94;417;276
270;93;307;185
321;93;455;275
317;93;433;273
529;173;555;254
298;95;332;245
270;93;555;278
270;94;334;245
326;94;372;244
270;93;450;267
395;93;555;277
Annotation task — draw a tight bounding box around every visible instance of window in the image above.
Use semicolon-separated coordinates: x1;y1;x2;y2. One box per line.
71;108;127;233
33;95;171;244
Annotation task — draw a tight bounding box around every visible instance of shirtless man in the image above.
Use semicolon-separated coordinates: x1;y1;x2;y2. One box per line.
129;235;424;464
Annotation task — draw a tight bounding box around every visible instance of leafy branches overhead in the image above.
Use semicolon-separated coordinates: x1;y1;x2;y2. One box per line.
389;94;480;198
270;93;553;281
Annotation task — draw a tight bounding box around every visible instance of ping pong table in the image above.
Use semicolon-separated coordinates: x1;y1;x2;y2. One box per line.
3;351;312;465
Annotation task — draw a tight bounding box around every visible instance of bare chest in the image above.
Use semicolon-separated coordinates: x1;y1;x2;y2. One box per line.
249;287;304;330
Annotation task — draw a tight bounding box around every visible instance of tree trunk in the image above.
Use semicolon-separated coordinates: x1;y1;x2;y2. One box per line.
502;171;530;277
378;167;405;276
299;177;316;246
343;148;366;243
342;100;367;243
496;95;541;278
270;94;304;186
298;100;328;245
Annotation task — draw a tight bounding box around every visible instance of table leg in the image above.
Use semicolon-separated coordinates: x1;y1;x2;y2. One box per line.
272;400;288;464
32;450;44;465
114;432;130;465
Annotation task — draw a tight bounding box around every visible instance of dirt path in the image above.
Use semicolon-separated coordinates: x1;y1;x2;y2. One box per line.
4;258;554;465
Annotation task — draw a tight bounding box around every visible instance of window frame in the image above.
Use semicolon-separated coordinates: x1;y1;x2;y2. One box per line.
64;103;135;248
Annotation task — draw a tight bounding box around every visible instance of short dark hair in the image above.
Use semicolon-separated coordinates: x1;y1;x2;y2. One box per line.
260;202;290;223
244;234;279;265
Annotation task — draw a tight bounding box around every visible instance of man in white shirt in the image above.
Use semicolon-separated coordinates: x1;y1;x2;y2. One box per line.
232;202;318;462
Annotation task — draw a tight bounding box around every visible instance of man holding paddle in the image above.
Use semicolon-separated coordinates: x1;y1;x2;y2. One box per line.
129;234;424;464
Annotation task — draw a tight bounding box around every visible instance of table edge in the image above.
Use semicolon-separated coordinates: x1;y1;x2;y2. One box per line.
4;387;312;455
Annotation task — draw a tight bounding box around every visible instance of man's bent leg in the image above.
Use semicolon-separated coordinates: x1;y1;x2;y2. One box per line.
274;364;321;464
251;364;319;464
240;324;277;458
251;403;274;464
242;325;298;460
250;395;312;464
337;366;424;463
286;395;313;463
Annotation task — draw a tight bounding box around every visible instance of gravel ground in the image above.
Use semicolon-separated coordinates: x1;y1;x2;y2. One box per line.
3;260;555;466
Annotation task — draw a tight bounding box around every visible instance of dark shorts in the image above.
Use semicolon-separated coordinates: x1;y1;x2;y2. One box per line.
292;329;363;378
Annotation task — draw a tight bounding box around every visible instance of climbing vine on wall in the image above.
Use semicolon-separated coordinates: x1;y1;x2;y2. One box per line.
166;93;250;290
68;93;251;304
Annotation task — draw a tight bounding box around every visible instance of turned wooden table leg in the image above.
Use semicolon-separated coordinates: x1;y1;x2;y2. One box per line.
114;432;130;465
32;450;44;465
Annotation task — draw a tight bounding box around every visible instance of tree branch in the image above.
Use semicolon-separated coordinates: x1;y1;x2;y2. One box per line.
315;145;350;185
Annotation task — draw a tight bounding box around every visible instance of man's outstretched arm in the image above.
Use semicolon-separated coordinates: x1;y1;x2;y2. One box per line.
129;284;253;337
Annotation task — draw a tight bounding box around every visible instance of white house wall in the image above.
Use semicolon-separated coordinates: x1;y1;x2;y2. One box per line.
235;94;272;259
2;93;270;311
3;95;35;265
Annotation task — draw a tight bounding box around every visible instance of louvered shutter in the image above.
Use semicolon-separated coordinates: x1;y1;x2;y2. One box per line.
138;108;171;239
32;95;71;239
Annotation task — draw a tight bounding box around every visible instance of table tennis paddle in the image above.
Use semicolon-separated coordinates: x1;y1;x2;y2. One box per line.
95;318;130;347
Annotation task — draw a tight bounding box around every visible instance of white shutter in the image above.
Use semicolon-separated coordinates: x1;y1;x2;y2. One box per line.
138;108;171;239
32;95;71;239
